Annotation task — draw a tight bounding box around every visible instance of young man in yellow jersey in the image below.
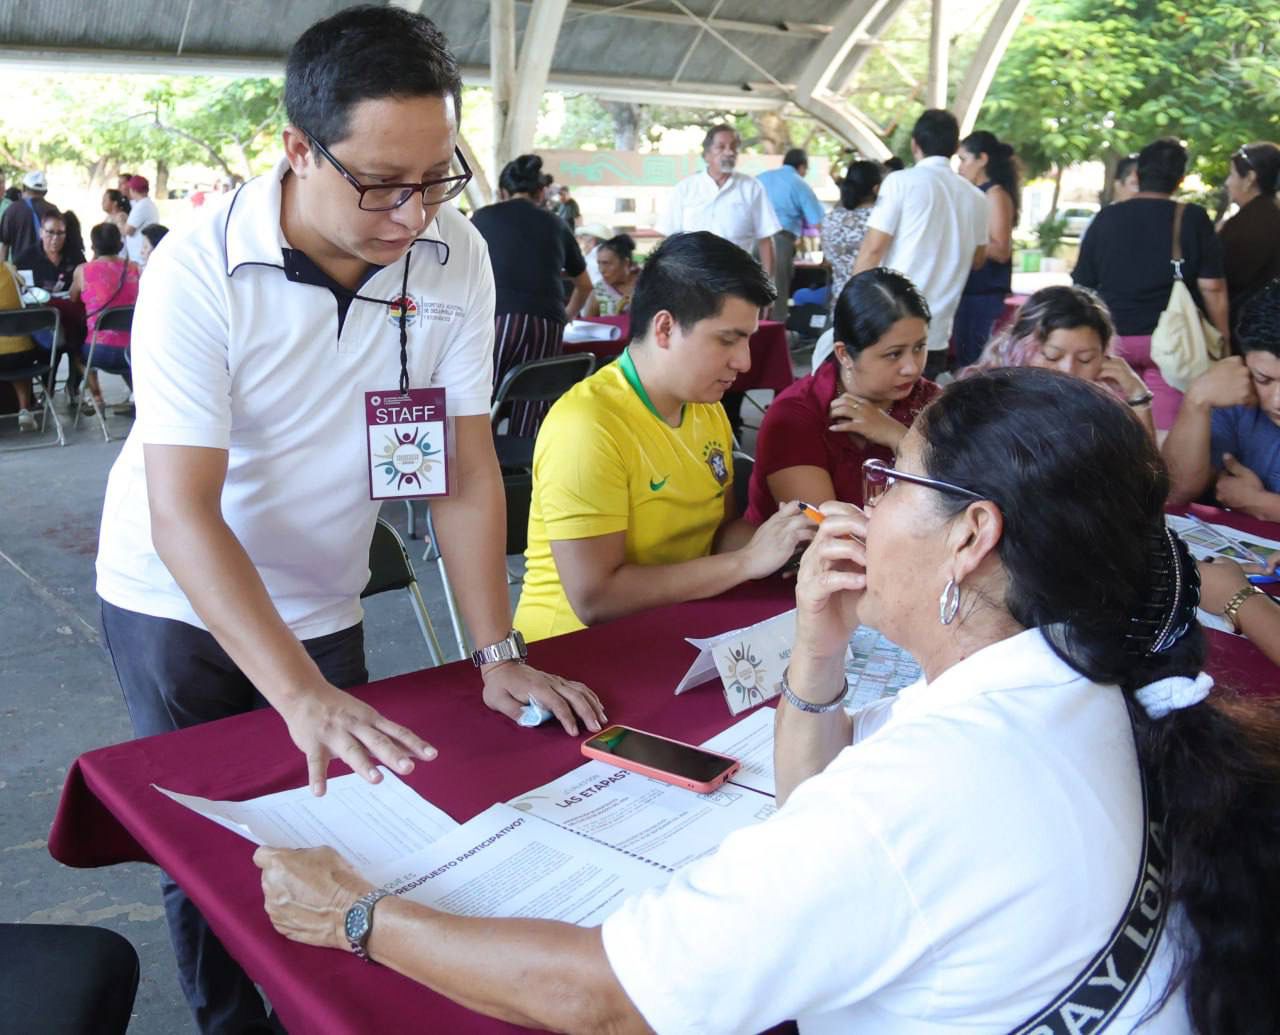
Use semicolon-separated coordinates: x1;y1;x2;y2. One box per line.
515;231;814;640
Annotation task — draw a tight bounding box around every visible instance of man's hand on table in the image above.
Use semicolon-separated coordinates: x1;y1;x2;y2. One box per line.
481;661;607;737
278;683;437;796
255;845;371;950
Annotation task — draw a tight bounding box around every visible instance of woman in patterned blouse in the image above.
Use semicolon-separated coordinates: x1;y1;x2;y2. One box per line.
822;160;883;314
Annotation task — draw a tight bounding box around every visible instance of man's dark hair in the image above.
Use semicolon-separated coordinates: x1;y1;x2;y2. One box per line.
630;232;775;341
701;124;739;154
1137;137;1187;194
141;224;170;249
1237;278;1280;357
90;221;123;258
912;109;960;158
285;5;463;146
783;148;807;169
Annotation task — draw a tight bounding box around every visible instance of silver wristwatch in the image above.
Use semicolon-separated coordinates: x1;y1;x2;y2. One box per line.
344;888;389;962
471;629;528;668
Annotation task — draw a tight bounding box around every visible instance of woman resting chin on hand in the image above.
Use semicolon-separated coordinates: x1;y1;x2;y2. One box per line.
742;269;941;526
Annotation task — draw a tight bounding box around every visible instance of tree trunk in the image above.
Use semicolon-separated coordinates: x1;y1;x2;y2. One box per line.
753;111;791;155
1100;152;1119;206
602;101;641;151
155;158;170;200
1050;165;1064;215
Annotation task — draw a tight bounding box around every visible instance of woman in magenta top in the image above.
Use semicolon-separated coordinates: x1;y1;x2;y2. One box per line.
745;268;940;522
70;221;141;408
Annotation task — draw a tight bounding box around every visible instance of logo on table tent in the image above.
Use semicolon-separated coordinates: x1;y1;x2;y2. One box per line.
373;426;441;490
723;643;766;710
387;294;419;328
703;442;729;486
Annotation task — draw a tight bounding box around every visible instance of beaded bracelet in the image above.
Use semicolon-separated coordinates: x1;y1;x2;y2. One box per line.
780;665;849;714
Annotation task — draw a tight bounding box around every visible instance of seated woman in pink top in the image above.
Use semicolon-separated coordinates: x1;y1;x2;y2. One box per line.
70;221;141;411
744;268;940;522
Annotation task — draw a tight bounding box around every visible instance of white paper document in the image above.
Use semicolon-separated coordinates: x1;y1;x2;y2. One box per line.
1166;514;1280;637
563;319;622;343
508;760;776;871
154;769;460;868
701;706;777;797
367;803;669;926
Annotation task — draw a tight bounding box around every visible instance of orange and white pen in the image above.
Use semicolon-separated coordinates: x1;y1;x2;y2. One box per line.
797;500;824;524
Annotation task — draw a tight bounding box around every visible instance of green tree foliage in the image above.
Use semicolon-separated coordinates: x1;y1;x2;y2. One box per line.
979;0;1280;194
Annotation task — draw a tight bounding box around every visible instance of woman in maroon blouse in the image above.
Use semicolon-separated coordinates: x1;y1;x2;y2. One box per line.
745;268;939;522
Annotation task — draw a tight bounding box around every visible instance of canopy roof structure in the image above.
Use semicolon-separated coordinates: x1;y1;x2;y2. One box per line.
0;0;1028;165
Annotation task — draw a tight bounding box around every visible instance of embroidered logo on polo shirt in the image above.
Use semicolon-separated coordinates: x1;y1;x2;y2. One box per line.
649;476;668;492
387;294;419;327
703;441;729;486
420;302;464;323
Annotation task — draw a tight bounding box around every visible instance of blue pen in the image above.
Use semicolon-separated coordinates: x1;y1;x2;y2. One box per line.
1247;574;1280;586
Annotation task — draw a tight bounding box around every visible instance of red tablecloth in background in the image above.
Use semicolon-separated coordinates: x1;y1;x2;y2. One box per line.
565;317;795;395
50;581;798;1035
992;293;1029;338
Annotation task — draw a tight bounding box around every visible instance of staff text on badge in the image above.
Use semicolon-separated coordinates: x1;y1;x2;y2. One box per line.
365;387;450;500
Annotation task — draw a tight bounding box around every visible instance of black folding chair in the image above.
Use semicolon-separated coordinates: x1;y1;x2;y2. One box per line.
76;305;134;442
362;516;446;667
0;307;65;450
0;923;140;1035
424;471;533;657
405;352;595;539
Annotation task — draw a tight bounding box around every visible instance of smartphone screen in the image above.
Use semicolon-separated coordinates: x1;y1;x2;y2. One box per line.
584;727;736;783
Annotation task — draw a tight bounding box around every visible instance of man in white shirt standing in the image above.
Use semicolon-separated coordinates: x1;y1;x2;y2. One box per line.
659;124;780;277
121;174;159;264
95;8;604;1032
854;109;988;379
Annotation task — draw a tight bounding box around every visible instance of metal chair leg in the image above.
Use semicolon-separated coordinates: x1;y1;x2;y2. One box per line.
405;499;417;539
434;555;470;658
406;581;446;667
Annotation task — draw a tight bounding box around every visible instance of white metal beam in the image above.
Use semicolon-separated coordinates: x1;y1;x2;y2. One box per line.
794;0;888;101
456;131;493;209
799;94;892;160
490;0;517;176
830;0;910;92
499;0;570;165
562;2;830;39
926;0;947;108
954;0;1030;135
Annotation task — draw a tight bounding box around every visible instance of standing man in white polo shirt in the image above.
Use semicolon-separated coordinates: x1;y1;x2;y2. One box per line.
95;8;604;1032
660;124;780;277
854;109;988;379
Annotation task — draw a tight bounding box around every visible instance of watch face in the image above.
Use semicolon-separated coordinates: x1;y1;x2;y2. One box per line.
345;904;369;943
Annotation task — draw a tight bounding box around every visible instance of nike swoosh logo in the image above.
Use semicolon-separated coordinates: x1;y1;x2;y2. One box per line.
650;477;668;491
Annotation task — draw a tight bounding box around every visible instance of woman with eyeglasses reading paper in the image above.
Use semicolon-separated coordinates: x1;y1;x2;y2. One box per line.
257;367;1280;1032
744;268;939;523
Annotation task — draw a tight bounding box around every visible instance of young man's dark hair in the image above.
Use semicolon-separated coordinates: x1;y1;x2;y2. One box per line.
1237;278;1280;357
783;148;808;169
912;109;960;159
284;4;463;145
1114;154;1139;185
1136;137;1188;194
630;231;775;338
90;220;123;258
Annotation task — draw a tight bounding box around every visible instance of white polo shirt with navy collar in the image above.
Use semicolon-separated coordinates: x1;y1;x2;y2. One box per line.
96;158;495;639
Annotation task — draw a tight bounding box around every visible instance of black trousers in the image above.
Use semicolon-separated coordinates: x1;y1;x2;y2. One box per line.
99;601;367;1035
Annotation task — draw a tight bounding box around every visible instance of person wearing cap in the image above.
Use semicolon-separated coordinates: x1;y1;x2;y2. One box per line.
576;221;613;287
94;9;604;1031
0;171;59;264
122;175;160;264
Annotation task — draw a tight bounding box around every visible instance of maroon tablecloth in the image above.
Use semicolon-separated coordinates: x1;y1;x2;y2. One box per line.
49;581;798;1035
564;317;795;395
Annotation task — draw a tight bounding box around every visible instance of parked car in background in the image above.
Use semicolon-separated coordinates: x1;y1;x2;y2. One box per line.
1055;203;1099;237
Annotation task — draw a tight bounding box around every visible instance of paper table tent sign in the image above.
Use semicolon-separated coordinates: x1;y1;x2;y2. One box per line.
675;609;923;717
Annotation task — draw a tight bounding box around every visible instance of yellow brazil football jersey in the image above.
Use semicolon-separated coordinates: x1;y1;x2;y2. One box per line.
514;350;734;641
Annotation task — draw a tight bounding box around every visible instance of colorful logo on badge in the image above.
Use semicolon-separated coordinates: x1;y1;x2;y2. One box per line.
373;426;441;490
387;294;419;328
703;442;729;486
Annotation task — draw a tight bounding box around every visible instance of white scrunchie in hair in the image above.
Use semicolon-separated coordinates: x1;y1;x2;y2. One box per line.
1134;672;1214;720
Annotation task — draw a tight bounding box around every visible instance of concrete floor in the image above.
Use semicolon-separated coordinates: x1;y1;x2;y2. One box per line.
0;347;796;1032
0;384;488;1034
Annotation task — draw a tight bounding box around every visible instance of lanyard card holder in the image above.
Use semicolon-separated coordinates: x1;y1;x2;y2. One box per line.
365;388;451;500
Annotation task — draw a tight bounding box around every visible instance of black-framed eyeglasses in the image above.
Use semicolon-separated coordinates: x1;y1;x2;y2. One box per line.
862;458;983;508
307;134;472;211
1235;146;1256;171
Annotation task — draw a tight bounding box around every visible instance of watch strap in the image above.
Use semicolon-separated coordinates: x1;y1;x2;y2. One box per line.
471;630;527;668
